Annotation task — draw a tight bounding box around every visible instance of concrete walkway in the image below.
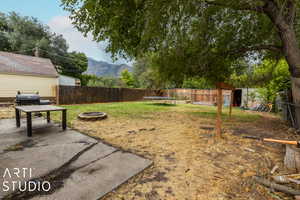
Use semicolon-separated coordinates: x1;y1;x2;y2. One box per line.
0;118;152;200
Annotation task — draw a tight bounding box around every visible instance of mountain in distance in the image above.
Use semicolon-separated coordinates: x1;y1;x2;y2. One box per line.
85;57;133;77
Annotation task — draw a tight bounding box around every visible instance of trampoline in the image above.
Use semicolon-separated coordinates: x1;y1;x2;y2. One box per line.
143;96;176;104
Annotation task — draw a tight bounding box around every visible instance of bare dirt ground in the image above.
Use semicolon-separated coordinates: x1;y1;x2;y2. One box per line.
0;105;298;200
72;108;297;200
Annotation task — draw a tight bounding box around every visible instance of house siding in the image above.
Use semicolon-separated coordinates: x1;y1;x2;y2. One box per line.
0;74;58;98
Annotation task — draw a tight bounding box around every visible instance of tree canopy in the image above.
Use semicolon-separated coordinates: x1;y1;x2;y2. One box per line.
231;59;290;103
62;0;300;84
132;53;170;89
120;69;136;88
0;12;88;78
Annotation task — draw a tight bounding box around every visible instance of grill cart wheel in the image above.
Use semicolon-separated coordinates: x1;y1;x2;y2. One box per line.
78;112;107;121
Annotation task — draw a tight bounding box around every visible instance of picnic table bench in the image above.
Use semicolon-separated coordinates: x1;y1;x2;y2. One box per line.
15;105;67;137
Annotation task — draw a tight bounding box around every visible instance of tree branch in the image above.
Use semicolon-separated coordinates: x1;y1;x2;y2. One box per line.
203;0;265;13
286;0;296;25
228;44;282;55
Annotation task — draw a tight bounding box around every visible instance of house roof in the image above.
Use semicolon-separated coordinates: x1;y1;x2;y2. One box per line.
0;51;58;78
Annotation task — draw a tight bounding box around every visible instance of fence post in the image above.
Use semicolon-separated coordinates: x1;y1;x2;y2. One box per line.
56;85;60;105
216;87;223;139
229;90;234;118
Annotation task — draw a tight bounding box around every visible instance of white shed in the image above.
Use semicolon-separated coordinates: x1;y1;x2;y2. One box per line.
59;75;78;86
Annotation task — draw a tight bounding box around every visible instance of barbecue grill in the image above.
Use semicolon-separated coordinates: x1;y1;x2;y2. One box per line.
16;91;51;106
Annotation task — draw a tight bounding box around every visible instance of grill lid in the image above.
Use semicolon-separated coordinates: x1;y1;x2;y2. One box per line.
16;94;40;101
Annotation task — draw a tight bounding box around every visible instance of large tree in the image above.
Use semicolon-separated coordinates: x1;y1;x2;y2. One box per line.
133;54;170;89
62;0;300;125
0;12;88;78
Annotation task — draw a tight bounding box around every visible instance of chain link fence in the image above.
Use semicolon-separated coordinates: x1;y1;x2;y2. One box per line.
278;90;300;129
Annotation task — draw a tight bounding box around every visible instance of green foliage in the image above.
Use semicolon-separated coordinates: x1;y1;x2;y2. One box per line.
88;76;122;88
60;51;88;78
0;32;10;51
233;59;290;103
61;0;295;84
80;74;122;87
256;60;291;103
182;78;214;89
120;69;136;88
132;54;168;89
79;74;93;86
0;12;88;78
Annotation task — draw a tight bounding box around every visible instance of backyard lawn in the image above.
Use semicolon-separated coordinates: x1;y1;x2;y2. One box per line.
50;102;295;200
0;102;296;199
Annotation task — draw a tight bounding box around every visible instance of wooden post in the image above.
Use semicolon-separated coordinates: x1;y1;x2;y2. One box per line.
26;112;32;137
47;111;51;123
229;90;234;118
62;110;67;130
284;145;300;172
56;85;60;105
15;108;20;127
216;87;223;139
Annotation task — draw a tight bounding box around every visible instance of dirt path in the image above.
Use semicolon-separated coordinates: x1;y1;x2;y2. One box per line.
71;108;295;200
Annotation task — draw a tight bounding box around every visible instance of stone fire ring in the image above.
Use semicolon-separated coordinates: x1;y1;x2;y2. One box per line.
78;112;107;121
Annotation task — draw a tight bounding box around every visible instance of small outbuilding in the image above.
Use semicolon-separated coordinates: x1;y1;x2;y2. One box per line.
0;51;58;102
59;75;81;86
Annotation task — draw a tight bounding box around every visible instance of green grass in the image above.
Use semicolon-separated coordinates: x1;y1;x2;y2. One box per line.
52;102;176;123
51;101;262;125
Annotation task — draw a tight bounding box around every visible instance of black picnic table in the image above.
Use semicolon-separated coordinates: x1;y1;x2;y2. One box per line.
15;105;67;137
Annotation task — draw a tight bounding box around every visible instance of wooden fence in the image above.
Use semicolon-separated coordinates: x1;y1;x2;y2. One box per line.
164;88;232;105
58;86;157;104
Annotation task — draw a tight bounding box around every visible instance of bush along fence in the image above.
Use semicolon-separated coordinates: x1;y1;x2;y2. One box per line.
57;86;157;105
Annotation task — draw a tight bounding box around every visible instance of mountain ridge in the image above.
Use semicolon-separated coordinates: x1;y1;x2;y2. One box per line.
84;57;133;77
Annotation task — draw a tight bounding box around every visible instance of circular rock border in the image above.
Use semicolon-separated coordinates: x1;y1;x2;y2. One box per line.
78;112;107;121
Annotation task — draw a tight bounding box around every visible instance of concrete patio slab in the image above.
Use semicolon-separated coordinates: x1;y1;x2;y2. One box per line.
32;151;152;200
0;118;152;200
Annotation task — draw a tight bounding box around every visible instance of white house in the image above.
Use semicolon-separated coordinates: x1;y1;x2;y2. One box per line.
0;51;58;102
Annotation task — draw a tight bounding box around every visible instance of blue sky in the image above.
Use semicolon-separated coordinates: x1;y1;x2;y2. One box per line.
0;0;130;64
1;0;68;23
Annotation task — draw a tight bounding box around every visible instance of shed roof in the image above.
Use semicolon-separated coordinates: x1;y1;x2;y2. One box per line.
0;51;58;78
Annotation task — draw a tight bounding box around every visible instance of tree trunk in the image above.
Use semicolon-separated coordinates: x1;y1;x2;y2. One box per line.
281;29;300;128
292;78;300;128
284;145;300;172
263;1;300;128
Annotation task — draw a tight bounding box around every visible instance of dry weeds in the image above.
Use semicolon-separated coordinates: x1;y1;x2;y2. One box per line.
1;104;298;199
70;107;295;200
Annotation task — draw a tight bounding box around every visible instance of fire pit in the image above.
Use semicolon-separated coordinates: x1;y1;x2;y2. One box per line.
78;112;107;121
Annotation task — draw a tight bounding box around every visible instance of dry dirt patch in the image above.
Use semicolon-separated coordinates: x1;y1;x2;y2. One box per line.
0;106;14;119
1;104;296;199
71;108;293;200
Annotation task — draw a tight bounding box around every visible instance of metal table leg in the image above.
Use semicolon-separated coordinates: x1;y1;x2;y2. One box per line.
26;112;32;137
62;110;67;130
15;108;20;127
47;111;50;123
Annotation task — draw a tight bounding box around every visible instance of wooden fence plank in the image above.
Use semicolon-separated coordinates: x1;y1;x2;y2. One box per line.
58;86;156;105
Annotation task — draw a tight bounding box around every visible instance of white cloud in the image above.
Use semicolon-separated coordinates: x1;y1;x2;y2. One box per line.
48;16;131;65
